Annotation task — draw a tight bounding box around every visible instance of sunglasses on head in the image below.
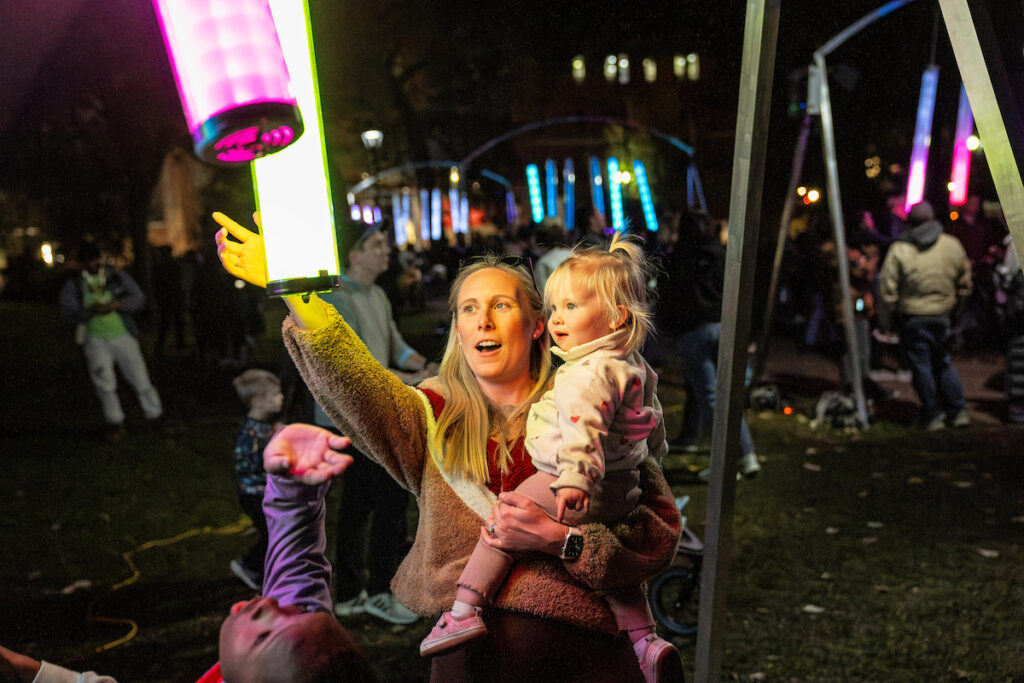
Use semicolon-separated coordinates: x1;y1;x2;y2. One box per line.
459;255;534;276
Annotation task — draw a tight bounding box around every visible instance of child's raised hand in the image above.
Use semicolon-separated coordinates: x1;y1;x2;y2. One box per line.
213;211;268;288
555;487;589;522
263;423;353;485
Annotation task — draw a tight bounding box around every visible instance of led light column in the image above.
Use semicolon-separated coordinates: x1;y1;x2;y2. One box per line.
633;160;658;231
589;156;606;218
526;164;544;223
152;0;303;164
545;159;558;218
252;0;340;296
419;189;430;242
431;189;442;240
607;157;624;231
904;66;940;212
563;158;575;231
949;84;975;206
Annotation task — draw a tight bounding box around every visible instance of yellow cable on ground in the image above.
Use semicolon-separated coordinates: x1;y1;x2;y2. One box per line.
89;515;253;653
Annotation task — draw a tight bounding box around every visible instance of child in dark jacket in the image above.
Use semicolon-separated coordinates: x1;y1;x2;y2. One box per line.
230;369;284;591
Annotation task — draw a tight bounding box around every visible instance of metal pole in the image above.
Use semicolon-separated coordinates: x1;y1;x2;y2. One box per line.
751;114;812;383
694;0;779;679
815;52;869;427
939;0;1024;266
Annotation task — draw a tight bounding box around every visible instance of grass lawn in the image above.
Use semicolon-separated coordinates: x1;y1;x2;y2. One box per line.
2;297;1023;681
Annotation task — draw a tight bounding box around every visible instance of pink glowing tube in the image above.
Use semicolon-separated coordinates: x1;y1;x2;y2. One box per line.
152;0;303;164
949;84;974;207
904;66;940;214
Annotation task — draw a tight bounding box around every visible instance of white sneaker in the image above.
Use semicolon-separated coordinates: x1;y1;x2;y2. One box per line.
364;592;420;625
697;467;741;483
334;589;368;617
739;452;762;479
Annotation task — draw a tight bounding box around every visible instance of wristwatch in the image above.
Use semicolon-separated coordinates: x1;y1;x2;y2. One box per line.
560;527;584;560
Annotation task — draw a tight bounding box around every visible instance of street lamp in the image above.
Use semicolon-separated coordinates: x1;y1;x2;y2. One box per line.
361;129;384;205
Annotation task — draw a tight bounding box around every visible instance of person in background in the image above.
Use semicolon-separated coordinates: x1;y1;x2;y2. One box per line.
316;219;434;626
229;368;284;591
657;212;760;480
58;242;163;443
531;220;572;295
877;201;972;431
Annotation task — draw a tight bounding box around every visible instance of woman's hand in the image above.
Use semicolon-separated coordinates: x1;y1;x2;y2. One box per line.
263;423;353;485
479;491;566;556
213;211;268;288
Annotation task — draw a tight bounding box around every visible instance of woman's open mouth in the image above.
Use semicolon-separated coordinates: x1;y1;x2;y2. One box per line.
475;340;502;354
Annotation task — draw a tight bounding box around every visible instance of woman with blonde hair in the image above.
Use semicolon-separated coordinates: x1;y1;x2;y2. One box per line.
422;233;678;682
214;212;683;682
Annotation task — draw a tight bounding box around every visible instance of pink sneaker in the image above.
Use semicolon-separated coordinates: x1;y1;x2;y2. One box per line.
419;608;488;657
634;633;685;683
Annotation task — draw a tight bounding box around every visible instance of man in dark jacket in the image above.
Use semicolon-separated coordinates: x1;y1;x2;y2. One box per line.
657;212;760;480
58;242;163;442
878;201;972;430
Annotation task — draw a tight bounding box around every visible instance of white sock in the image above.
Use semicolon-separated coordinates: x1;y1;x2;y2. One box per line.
451;599;477;619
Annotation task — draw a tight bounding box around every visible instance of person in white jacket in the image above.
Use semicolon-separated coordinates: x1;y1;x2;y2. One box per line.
421;233;679;683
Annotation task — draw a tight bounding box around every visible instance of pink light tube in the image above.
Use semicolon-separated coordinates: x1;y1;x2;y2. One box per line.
152;0;303;164
904;66;940;213
949;84;974;206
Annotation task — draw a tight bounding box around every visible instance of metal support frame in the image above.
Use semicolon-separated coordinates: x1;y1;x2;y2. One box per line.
752;0;915;414
939;0;1024;265
694;0;778;679
816;51;870;427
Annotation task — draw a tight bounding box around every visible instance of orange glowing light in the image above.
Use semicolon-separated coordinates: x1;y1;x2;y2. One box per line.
783;406;794;415
950;211;959;221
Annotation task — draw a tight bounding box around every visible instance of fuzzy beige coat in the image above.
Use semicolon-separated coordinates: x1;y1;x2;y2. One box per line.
283;304;681;634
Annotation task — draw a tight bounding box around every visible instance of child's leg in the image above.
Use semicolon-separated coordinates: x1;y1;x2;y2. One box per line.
608;587;684;683
605;585;656;644
453;471;563;614
452;540;514;615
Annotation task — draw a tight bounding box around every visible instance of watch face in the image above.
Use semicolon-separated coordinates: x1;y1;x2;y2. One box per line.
564;532;584;559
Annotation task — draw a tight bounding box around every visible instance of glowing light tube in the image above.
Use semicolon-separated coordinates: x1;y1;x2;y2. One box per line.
633;160;658;232
449;188;461;234
526;164;544;223
949;84;974;206
545;159;558;218
460;193;470;234
589;156;606;218
505;190;518;226
252;0;339;296
392;191;408;246
419;189;430;242
431;189;442;240
152;0;303;164
607;157;624;231
904;66;940;213
563;158;575;232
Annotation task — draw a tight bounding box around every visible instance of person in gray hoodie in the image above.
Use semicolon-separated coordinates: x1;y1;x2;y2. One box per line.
877;201;972;430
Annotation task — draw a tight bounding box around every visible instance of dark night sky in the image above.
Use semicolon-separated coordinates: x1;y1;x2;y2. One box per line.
0;0;1021;233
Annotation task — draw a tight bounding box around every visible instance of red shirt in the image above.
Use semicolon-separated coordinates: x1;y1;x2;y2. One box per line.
419;388;537;495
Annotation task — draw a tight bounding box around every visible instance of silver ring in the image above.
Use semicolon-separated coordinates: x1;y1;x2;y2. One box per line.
487;523;496;537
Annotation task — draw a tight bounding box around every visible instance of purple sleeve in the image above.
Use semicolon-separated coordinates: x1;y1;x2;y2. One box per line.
261;475;333;613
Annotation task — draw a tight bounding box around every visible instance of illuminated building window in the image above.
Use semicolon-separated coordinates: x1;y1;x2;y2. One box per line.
643;58;657;83
572;55;586;84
